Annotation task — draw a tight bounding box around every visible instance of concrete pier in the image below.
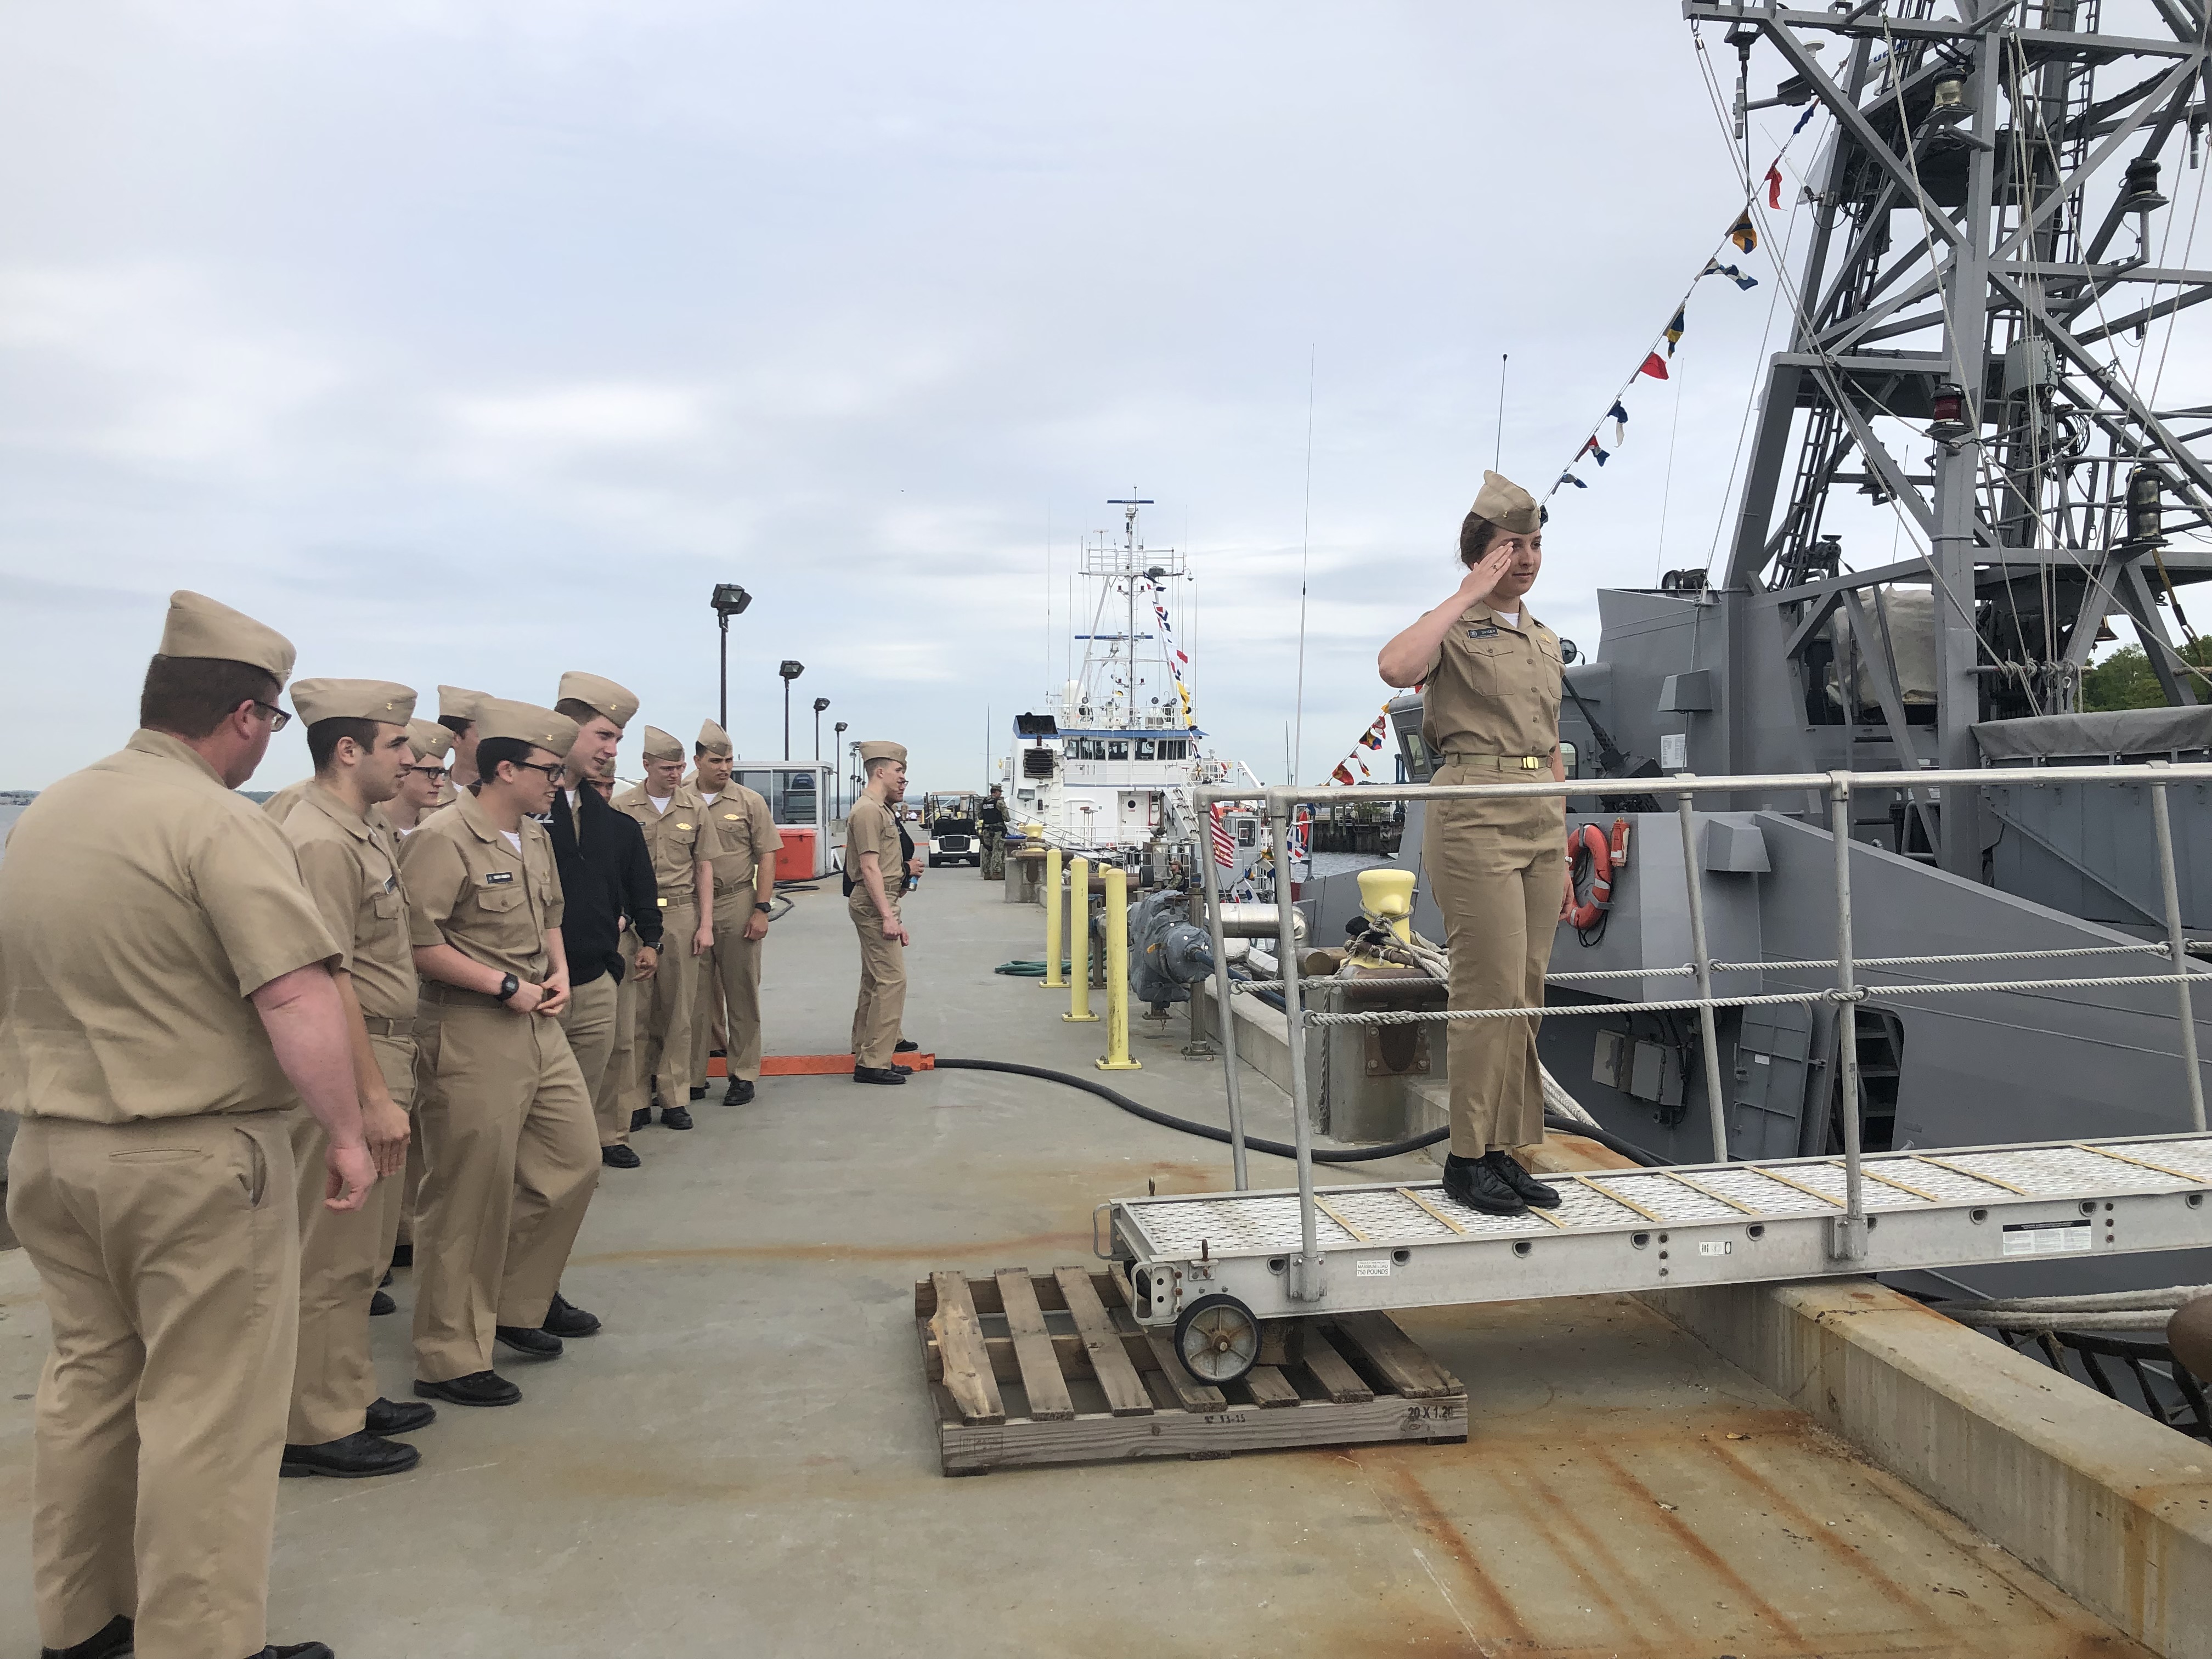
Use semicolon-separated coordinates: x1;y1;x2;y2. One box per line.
0;868;2186;1656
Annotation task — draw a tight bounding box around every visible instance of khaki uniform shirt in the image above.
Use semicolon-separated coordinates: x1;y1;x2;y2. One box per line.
262;777;315;825
399;789;564;983
701;783;781;898
844;795;905;919
612;783;725;909
284;783;416;1022
0;730;340;1123
1418;602;1564;764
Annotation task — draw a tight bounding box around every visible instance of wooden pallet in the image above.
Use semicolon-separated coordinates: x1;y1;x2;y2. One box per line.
914;1267;1468;1475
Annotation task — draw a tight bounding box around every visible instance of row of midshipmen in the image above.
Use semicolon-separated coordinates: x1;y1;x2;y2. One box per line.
0;590;922;1659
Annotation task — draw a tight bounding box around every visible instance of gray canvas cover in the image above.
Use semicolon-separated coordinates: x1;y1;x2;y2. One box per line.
1973;705;2212;761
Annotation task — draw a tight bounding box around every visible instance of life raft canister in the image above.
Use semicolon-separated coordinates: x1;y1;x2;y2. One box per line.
1567;821;1613;929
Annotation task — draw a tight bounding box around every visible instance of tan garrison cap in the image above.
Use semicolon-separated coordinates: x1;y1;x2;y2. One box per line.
858;741;907;766
640;725;685;762
475;697;578;756
1470;470;1542;537
292;678;416;728
407;718;454;762
159;591;296;685
556;670;639;729
438;685;491;726
697;719;733;758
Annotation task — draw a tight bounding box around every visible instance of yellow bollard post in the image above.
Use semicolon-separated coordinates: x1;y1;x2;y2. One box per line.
1097;864;1142;1070
1040;844;1066;989
1064;857;1098;1022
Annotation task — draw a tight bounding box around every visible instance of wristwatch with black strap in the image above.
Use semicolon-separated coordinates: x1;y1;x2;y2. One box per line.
494;973;521;1002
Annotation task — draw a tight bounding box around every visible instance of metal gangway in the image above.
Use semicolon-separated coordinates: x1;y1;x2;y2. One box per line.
1104;764;2212;1383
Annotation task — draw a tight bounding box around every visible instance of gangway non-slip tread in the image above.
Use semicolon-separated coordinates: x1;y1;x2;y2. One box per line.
1105;1131;2212;1328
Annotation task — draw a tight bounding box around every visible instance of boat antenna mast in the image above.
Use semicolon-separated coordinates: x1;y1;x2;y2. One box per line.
1689;0;2212;879
1068;494;1188;730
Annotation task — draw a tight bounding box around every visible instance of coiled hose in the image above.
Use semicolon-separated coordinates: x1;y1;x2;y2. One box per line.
933;1056;1661;1167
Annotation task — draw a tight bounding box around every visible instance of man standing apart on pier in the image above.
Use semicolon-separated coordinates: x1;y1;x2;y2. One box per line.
614;726;722;1130
277;678;431;1482
403;699;600;1407
978;784;1008;881
689;719;781;1106
849;741;916;1085
2;591;369;1659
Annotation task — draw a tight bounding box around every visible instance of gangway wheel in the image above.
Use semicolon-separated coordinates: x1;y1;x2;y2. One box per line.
1175;1293;1260;1385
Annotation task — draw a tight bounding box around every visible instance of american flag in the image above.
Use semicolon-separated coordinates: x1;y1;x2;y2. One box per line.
1210;803;1236;868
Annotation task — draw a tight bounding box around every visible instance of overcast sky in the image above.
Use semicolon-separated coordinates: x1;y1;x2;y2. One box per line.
4;1;2203;791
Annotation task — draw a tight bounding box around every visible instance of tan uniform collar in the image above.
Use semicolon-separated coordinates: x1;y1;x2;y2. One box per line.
297;779;377;842
1464;601;1542;636
455;787;520;846
127;727;228;787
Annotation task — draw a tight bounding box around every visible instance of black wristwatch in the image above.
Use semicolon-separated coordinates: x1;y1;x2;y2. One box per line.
494;973;521;1002
754;902;772;914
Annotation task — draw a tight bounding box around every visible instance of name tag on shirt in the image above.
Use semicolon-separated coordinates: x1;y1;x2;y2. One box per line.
484;871;516;885
1468;627;1499;639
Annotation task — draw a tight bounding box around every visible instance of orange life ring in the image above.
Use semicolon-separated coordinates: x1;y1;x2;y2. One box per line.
1567;822;1612;929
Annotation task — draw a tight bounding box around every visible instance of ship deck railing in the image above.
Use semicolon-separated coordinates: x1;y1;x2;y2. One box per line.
1139;763;2212;1319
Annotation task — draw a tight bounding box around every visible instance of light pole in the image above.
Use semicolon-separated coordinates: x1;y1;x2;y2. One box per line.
710;584;752;731
832;720;848;817
811;696;831;762
778;660;805;760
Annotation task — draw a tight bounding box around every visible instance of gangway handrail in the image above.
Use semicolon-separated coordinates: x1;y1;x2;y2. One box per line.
1191;761;2212;1299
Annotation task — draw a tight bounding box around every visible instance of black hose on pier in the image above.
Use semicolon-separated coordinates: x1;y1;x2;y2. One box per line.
932;1056;1661;1167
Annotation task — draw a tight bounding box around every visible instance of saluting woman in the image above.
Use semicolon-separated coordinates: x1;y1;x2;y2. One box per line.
1378;471;1573;1216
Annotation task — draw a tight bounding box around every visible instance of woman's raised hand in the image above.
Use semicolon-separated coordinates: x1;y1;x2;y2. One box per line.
1456;542;1517;610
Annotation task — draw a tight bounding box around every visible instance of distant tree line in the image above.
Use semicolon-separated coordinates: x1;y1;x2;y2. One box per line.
2080;639;2212;710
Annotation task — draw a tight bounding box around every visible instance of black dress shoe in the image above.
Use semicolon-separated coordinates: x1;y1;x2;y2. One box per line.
601;1143;642;1169
543;1293;602;1338
415;1370;521;1407
495;1324;563;1359
1488;1151;1562;1209
40;1613;131;1659
369;1289;396;1317
380;1266;393;1286
853;1065;907;1086
660;1104;694;1130
253;1644;337;1659
894;1039;919;1053
281;1429;421;1480
724;1077;754;1105
629;1107;652;1132
689;1084;708;1101
1441;1154;1527;1216
366;1396;436;1435
389;1242;413;1268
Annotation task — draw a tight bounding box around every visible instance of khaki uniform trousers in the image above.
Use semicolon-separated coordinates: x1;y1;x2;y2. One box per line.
8;1110;298;1659
596;933;642;1147
690;882;765;1087
1424;763;1564;1158
287;1032;415;1446
560;972;619;1102
849;891;907;1068
631;898;699;1112
411;997;600;1381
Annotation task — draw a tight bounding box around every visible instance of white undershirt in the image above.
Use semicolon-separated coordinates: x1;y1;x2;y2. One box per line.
1494;610;1520;629
564;787;579;811
501;830;522;854
648;794;671;815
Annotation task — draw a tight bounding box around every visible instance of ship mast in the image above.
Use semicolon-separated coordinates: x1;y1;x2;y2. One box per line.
1688;0;2212;878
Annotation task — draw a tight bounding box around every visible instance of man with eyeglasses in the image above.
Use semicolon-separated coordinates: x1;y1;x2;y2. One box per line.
400;698;600;1408
1;590;368;1659
613;726;724;1132
386;719;455;837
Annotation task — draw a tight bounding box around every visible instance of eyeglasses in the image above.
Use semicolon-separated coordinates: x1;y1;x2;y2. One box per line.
408;764;449;780
251;700;292;732
511;760;564;781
